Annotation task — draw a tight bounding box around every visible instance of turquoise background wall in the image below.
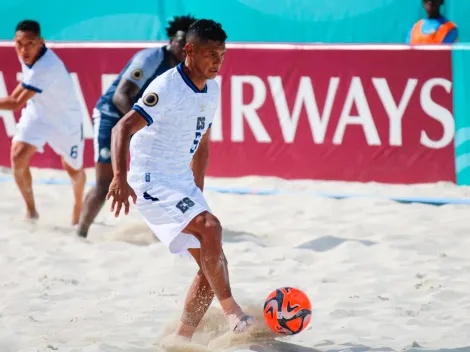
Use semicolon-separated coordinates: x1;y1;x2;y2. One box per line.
0;0;468;43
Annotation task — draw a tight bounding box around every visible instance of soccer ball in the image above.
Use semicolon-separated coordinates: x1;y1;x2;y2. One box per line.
263;287;312;335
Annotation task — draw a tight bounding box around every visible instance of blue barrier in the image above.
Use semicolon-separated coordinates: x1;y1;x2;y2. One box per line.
1;176;469;206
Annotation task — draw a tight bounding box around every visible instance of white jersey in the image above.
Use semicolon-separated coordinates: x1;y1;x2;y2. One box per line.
20;46;82;134
128;63;219;191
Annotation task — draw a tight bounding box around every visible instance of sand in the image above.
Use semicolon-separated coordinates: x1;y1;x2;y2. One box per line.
1;167;470;352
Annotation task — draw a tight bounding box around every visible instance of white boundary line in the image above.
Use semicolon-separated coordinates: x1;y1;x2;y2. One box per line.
0;40;463;51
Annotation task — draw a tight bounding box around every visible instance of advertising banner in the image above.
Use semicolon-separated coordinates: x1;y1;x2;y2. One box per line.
0;44;455;183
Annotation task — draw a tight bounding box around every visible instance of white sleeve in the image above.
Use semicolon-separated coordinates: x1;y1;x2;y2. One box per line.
21;65;52;93
132;75;174;126
121;49;164;89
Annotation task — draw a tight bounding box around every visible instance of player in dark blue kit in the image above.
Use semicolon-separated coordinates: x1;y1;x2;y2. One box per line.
77;14;197;238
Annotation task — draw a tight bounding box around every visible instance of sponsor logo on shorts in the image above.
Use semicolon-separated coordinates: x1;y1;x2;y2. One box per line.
143;93;159;107
100;147;111;160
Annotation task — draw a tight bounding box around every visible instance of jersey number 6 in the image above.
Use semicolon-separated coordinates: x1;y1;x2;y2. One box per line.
70;145;78;159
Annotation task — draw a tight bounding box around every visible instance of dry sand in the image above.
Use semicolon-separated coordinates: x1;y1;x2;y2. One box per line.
1;167;470;352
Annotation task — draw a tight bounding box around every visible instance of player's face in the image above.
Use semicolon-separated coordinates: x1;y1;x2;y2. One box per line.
170;30;187;63
14;30;44;66
193;40;226;80
423;0;442;15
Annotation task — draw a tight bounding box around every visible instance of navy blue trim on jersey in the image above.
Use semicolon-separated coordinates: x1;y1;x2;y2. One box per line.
208;123;212;128
25;45;48;69
132;105;153;126
177;63;207;93
21;82;42;93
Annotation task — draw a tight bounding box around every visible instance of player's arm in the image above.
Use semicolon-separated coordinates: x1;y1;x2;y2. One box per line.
11;83;24;98
112;79;140;115
107;77;171;217
112;81;167;178
107;109;147;217
0;84;37;111
110;110;147;179
191;128;210;192
112;50;163;115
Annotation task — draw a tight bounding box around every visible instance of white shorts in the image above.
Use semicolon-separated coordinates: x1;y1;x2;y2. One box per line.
12;116;84;170
135;182;213;254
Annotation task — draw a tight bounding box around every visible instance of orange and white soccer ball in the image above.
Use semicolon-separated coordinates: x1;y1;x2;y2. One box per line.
263;287;312;335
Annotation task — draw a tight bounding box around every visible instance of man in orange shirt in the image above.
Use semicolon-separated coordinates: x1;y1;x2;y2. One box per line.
408;0;458;44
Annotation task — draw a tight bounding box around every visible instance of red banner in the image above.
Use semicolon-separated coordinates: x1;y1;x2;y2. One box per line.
0;44;455;183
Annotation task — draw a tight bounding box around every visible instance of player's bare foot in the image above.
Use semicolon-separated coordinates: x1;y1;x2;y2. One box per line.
25;209;39;221
228;314;254;333
222;300;254;333
173;334;192;343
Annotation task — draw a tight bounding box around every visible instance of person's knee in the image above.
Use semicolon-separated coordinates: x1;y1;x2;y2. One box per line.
10;144;31;170
195;212;222;244
62;159;84;177
202;214;222;243
95;179;111;199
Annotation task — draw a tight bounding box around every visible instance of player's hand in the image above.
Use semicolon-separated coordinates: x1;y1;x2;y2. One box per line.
106;176;137;217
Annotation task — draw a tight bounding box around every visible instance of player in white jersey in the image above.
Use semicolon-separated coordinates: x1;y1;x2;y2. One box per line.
106;20;253;340
0;20;86;223
77;15;197;238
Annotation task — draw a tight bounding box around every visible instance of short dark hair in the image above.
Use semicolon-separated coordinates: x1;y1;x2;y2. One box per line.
16;20;41;35
422;0;444;4
165;14;197;38
186;19;227;43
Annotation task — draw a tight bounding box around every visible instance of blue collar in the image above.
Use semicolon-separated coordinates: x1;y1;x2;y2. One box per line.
177;63;207;93
25;45;48;68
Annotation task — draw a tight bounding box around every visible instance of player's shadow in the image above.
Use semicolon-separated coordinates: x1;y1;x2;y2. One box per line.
296;235;376;252
222;229;267;247
317;342;395;352
246;340;321;352
307;341;470;352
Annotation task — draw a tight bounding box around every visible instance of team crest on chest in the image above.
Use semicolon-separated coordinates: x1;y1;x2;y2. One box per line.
131;69;144;80
143;92;159;107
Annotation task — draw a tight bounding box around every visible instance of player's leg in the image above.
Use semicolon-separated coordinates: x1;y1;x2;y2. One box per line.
10;141;39;219
61;158;86;225
77;163;113;236
183;211;253;333
77;113;115;237
175;248;215;340
46;123;87;225
10;117;48;220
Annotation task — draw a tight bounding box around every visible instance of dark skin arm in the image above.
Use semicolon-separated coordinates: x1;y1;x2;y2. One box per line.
106;110;147;217
0;84;37;111
191;128;211;191
112;79;141;116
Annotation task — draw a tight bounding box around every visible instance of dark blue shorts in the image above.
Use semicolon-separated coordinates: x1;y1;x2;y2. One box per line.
93;109;119;163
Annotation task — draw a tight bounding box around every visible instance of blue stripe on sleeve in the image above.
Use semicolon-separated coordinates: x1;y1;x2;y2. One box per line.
132;105;153;126
21;82;42;93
